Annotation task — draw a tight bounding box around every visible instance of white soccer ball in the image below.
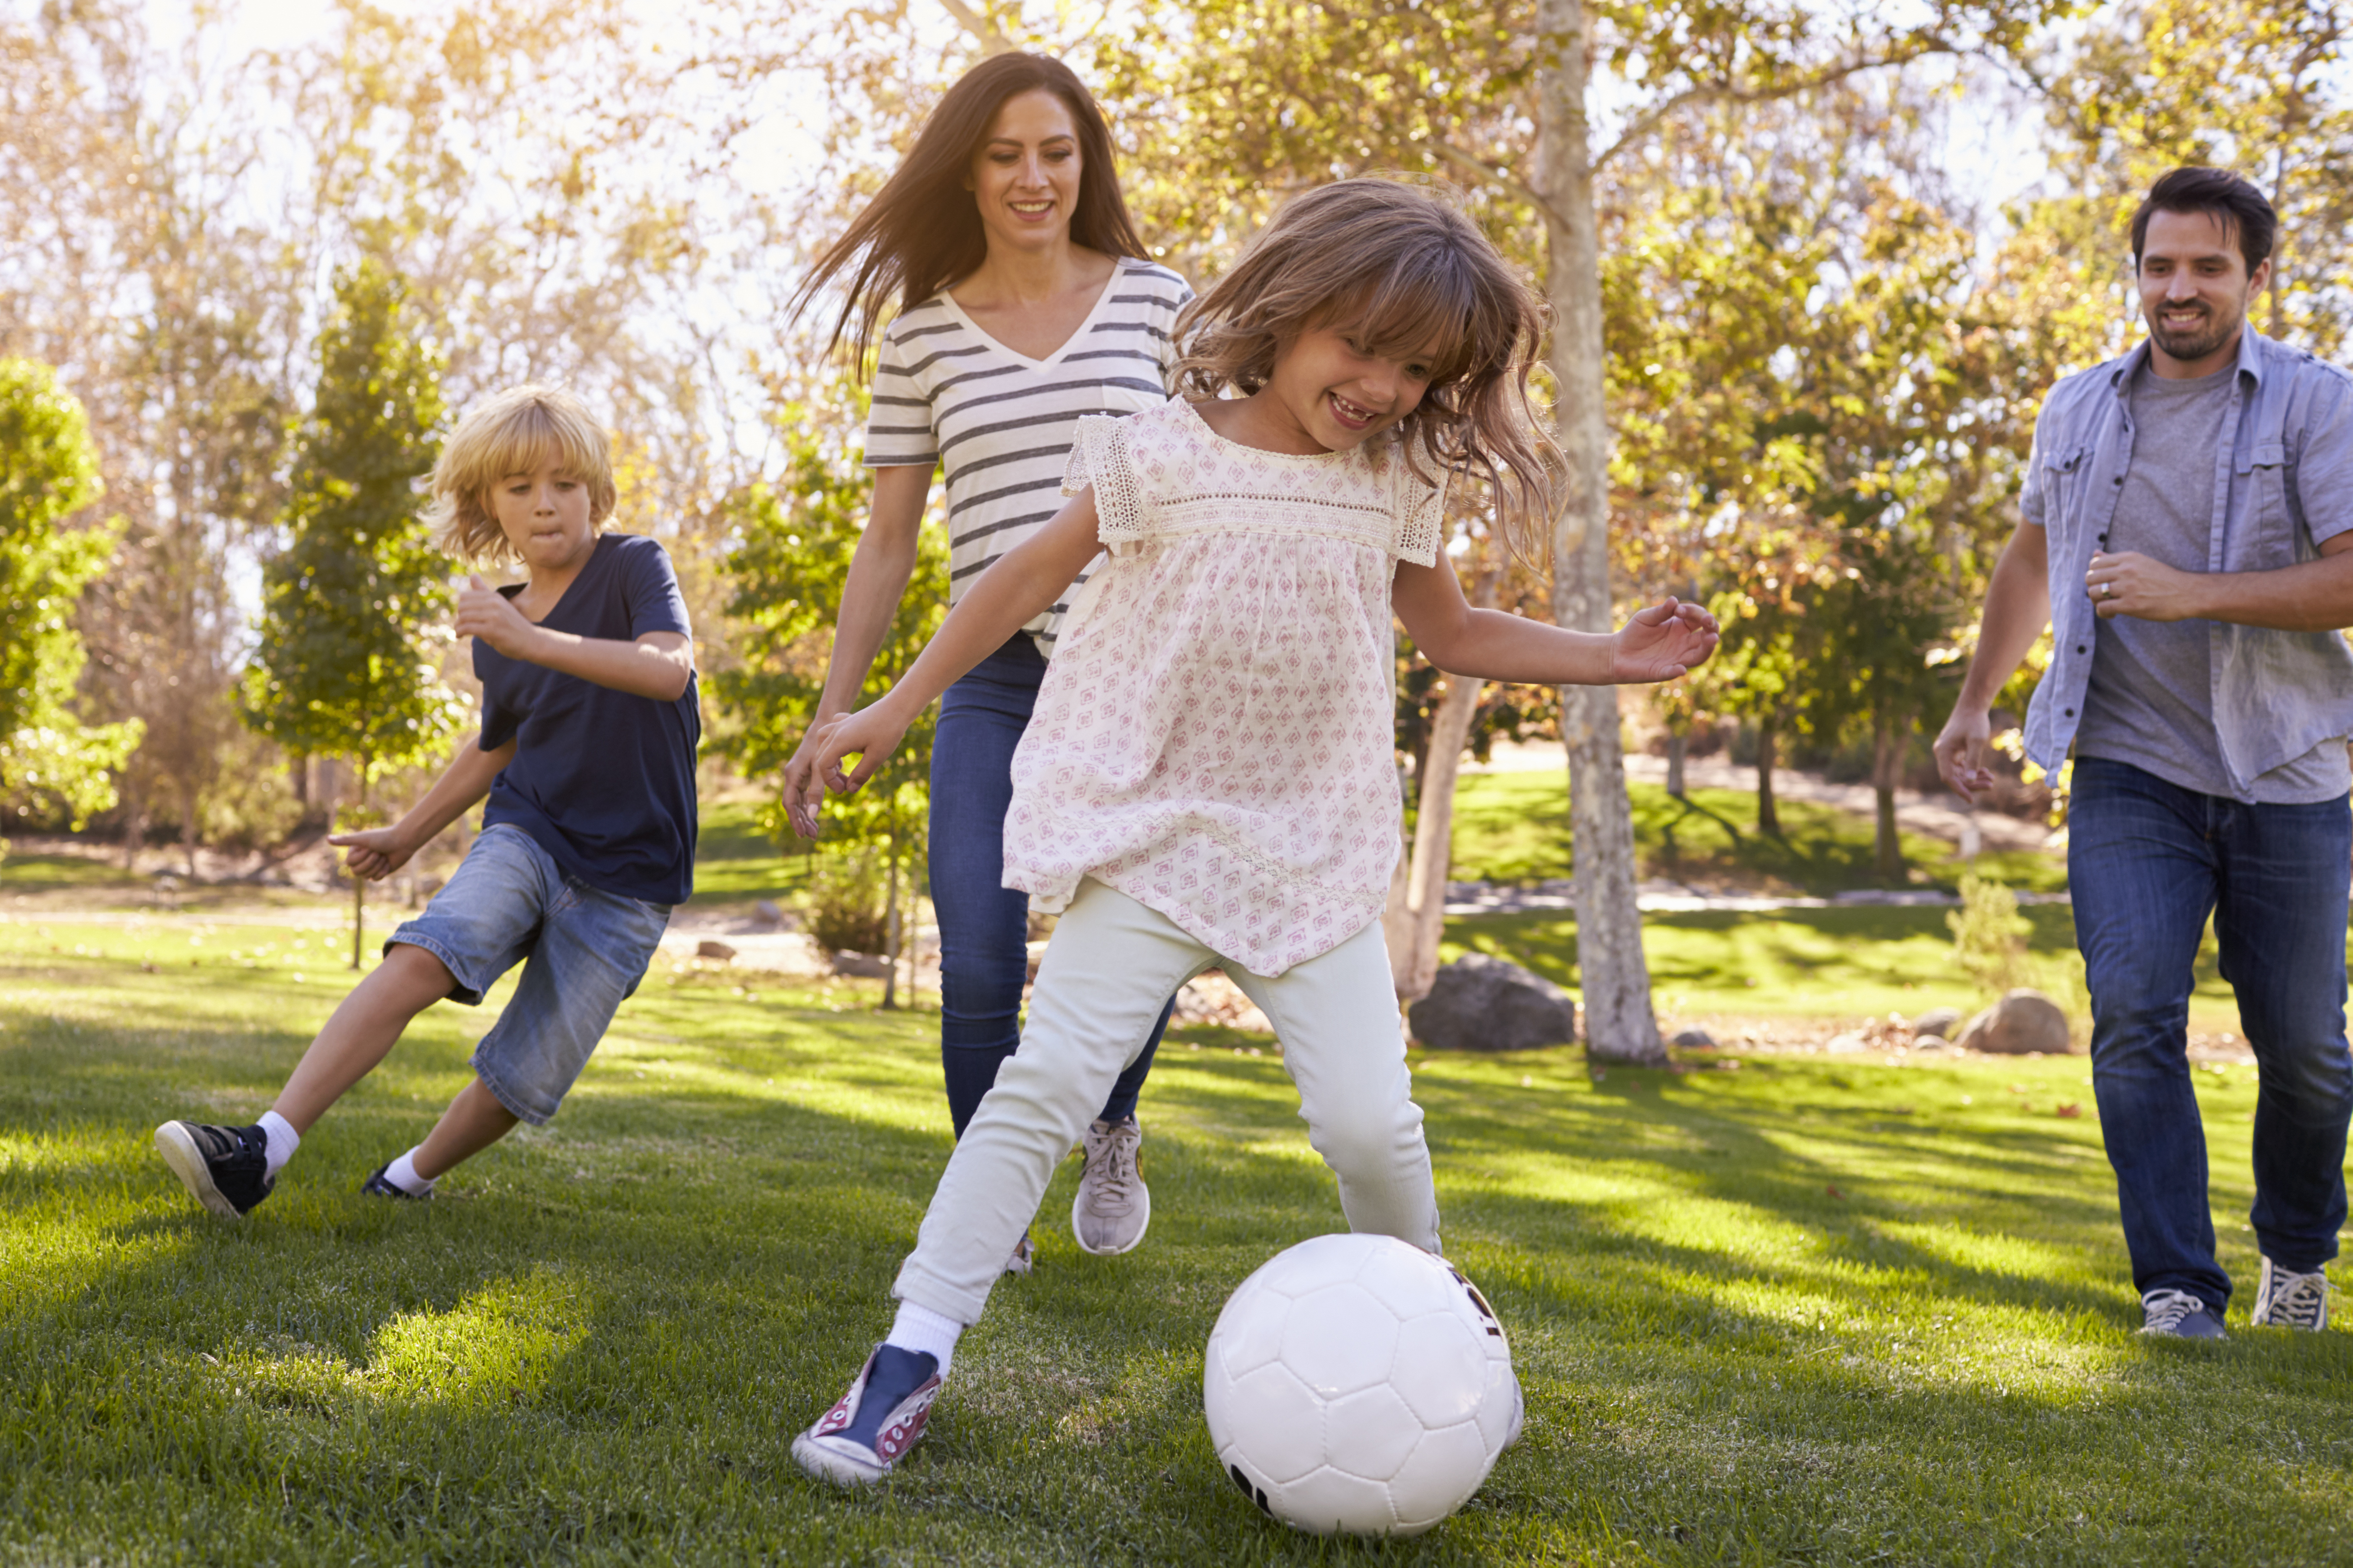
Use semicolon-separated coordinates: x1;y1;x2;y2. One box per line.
1202;1233;1519;1536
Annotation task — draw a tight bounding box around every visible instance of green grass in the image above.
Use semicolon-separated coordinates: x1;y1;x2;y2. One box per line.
682;797;811;911
1448;773;2065;896
6;916;2349;1564
1441;902;2320;1039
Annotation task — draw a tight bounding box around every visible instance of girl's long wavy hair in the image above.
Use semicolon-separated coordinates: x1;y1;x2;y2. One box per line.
1173;179;1561;565
790;53;1151;368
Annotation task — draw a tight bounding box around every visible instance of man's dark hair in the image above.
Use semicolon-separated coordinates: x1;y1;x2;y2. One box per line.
2131;166;2277;276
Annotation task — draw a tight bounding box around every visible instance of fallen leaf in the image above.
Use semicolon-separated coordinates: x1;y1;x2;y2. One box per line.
2056;1103;2081;1118
1826;1184;1846;1199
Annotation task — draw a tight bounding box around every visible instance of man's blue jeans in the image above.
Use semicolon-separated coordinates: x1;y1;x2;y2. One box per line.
2068;757;2353;1311
930;632;1168;1137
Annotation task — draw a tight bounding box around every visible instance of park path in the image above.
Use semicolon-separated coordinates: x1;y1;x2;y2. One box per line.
1448;742;2061;916
1465;740;2053;853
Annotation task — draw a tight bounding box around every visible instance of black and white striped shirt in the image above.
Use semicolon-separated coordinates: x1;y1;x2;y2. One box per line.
862;256;1193;653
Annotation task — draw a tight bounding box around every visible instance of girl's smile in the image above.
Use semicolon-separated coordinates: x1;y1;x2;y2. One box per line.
1201;322;1441;456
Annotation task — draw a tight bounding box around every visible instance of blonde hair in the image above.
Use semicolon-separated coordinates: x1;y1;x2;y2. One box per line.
427;384;618;565
1173;179;1560;565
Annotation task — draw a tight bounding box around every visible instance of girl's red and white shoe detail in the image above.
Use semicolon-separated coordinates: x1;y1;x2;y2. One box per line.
792;1346;944;1485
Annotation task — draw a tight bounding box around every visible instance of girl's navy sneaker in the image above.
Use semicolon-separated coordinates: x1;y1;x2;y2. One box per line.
154;1120;273;1217
792;1346;942;1485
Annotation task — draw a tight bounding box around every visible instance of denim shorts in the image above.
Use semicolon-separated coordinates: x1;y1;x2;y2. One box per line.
387;824;673;1125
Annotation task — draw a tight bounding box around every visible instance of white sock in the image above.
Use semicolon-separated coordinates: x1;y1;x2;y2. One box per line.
885;1300;963;1377
383;1147;435;1195
257;1111;300;1179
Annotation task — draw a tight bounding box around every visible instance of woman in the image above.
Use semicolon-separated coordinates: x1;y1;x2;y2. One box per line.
783;53;1187;1274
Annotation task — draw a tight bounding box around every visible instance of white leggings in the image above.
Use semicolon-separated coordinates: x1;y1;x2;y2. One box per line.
892;877;1441;1324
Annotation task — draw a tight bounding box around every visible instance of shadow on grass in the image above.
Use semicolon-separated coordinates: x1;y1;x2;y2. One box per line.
6;960;2352;1564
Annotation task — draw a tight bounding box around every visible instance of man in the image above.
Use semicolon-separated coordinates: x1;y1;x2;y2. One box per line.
1935;166;2353;1338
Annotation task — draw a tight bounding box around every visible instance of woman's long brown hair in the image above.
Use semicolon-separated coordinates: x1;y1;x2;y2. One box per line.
790;53;1151;369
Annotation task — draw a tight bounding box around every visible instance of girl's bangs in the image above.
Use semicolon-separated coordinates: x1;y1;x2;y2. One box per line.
1341;251;1481;381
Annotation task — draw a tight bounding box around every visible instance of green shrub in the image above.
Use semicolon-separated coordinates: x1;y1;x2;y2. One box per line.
1948;870;2032;998
802;846;888;956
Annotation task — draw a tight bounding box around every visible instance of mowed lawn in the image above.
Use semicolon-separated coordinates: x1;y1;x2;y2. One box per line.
4;917;2349;1564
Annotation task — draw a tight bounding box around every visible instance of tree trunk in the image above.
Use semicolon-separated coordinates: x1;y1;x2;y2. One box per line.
1537;0;1662;1065
1756;713;1781;838
1664;729;1687;799
881;823;902;1010
349;757;368;971
119;787;146;873
1871;719;1905;882
1383;668;1484;1000
179;774;201;879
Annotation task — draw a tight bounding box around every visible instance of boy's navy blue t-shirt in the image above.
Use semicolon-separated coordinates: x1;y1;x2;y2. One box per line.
476;533;700;906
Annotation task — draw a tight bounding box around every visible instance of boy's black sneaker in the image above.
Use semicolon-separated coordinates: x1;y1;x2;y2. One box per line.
154;1120;274;1217
360;1163;431;1200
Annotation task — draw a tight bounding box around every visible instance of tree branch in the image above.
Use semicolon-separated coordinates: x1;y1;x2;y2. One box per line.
1425;139;1575;232
1593;37;1965;170
936;0;1014;54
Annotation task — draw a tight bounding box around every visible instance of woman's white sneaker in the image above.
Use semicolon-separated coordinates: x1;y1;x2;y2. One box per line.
1072;1116;1150;1255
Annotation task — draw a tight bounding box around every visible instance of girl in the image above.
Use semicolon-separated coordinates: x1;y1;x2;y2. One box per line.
782;53;1190;1269
790;180;1718;1485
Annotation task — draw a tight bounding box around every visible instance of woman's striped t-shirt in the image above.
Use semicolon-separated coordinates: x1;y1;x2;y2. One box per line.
862;256;1192;654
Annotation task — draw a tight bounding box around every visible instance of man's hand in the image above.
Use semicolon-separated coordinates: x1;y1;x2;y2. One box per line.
1932;706;1999;805
1609;598;1721;683
331;826;415;882
454;573;544;657
811;701;914;800
2085;551;2204;622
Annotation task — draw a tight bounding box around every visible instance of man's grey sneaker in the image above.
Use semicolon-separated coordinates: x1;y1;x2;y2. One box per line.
2139;1287;2228;1339
154;1120;274;1218
2250;1258;2329;1331
1072;1115;1150;1256
360;1163;431;1201
1004;1229;1034;1276
792;1346;943;1486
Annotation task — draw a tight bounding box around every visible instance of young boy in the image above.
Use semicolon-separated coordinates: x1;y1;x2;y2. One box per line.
155;385;700;1215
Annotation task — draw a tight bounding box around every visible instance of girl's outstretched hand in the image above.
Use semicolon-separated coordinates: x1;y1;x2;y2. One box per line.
1610;598;1720;683
809;702;911;802
781;724;833;841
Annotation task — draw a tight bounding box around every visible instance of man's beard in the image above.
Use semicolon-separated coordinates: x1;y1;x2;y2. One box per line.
2147;302;2237;363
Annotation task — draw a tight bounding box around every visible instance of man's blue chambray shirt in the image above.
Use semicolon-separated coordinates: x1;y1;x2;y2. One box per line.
2020;328;2353;798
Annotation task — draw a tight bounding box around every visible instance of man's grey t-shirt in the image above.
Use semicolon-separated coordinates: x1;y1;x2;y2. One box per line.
2074;364;2352;802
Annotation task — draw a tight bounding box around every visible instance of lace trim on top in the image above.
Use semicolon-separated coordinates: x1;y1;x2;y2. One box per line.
1065;402;1445;566
1393;446;1446;568
1063;415;1149;555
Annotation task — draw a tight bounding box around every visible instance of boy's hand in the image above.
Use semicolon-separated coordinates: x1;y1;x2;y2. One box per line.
454;573;543;658
811;702;911;799
1610;597;1721;684
331;826;414;882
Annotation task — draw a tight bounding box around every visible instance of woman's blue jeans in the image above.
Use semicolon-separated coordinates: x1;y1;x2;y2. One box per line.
930;632;1168;1137
2067;757;2353;1312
